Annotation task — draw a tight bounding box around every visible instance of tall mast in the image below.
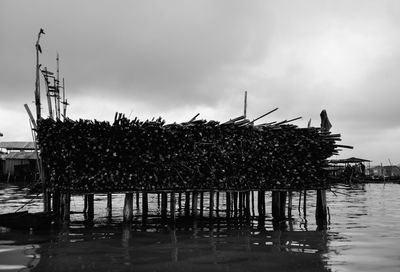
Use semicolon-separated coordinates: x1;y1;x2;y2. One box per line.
34;29;45;121
56;52;61;119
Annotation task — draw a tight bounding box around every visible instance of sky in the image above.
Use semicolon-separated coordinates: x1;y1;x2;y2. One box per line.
1;0;400;165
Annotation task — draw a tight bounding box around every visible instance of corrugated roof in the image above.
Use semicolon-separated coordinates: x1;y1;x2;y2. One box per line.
0;141;35;150
2;151;37;160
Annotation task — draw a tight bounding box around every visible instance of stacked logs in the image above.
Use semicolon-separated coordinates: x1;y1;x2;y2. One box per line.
36;115;340;193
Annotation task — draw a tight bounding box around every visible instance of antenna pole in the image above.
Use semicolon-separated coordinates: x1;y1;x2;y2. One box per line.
56;53;61;119
244;91;247;118
34;30;44;120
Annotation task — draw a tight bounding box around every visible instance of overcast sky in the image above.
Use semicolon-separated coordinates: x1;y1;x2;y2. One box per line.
1;0;400;164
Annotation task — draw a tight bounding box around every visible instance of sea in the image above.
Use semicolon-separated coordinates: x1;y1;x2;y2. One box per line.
1;182;400;272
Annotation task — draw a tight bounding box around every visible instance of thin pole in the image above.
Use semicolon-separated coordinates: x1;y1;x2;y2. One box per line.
244;91;247;117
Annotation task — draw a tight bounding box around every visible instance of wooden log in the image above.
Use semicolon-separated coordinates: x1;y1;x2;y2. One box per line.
226;192;231;218
316;189;327;227
123;193;133;222
87;194;94;222
106;193;112;218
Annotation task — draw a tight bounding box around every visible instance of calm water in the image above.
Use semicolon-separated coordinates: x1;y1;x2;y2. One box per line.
1;183;400;272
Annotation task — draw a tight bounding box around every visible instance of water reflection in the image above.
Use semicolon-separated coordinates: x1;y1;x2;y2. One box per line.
1;183;400;271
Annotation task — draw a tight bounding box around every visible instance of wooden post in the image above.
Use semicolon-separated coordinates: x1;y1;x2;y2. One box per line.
52;191;60;215
161;192;168;220
245;191;251;219
62;192;70;222
272;191;281;220
226;191;231;219
287;191;293;219
215;191;220;217
238;192;243;217
279;191;287;219
209;191;214;219
257;190;265;230
200;192;204;217
87;194;94;222
107;193;112;218
123;193;134;222
178;193;182;215
233;192;238;217
192;191;198;217
303;190;307;219
184;192;190;217
170;192;176;222
136;192;140;209
251;191;255;217
316;189;327;227
142;192;148;221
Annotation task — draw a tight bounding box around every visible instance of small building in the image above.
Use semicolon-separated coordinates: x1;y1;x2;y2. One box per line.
0;141;38;182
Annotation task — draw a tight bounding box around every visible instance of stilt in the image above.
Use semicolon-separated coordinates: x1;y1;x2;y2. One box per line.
200;192;204;217
257;190;265;230
192;191;198;217
83;195;88;215
215;192;220;217
142;192;148;220
178;193;182;215
123;193;134;222
315;189;327;227
87;194;94;222
52;191;60;215
62;192;70;222
209;190;214;218
170;192;176;222
184;192;190;217
245;191;251;219
272;191;281;220
279;191;287;219
251;191;255;217
303;189;307;219
233;192;238;217
287;191;293;219
106;193;112;218
161;192;168;220
226;192;231;218
238;192;243;217
136;192;140;209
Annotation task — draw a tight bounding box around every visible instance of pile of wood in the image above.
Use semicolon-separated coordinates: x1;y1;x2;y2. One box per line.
36;115;341;192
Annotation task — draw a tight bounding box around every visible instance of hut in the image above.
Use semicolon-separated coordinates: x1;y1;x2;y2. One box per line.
0;141;37;182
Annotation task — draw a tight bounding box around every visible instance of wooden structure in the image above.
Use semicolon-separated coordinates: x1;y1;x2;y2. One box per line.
0;142;37;182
